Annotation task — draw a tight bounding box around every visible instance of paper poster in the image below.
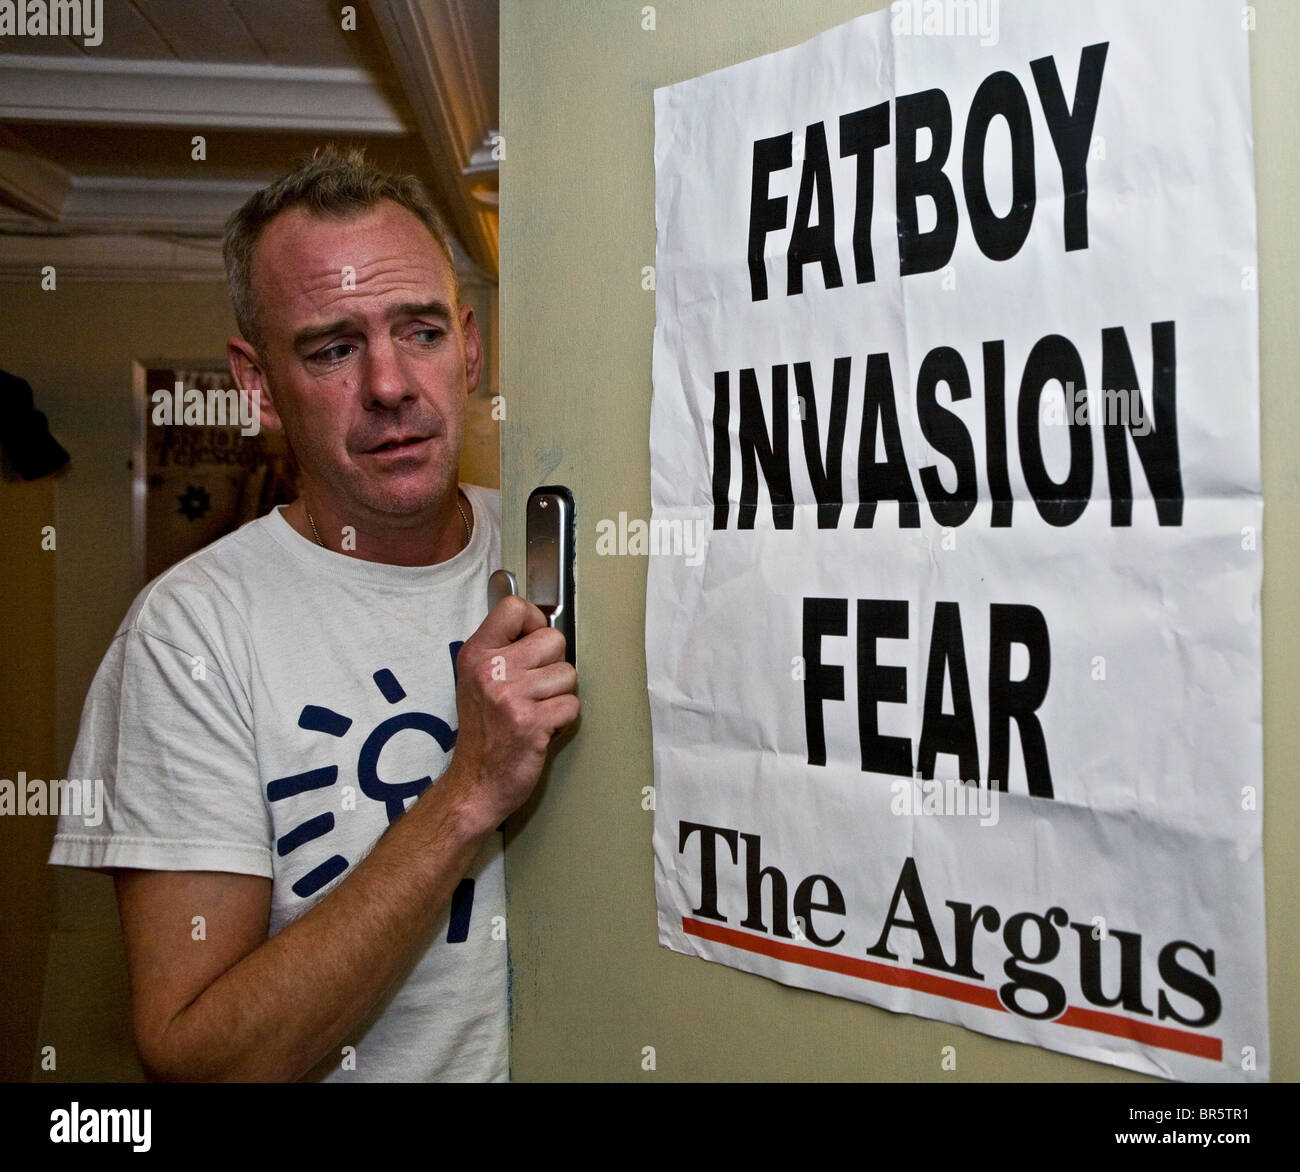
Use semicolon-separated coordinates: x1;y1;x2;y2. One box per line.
649;0;1264;1081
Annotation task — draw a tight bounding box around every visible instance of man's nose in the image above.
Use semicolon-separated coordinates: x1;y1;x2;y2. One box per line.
361;336;414;410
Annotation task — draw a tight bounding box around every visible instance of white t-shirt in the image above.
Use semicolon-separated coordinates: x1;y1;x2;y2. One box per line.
50;484;508;1082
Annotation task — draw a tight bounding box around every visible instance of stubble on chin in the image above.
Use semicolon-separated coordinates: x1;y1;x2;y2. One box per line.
338;450;461;518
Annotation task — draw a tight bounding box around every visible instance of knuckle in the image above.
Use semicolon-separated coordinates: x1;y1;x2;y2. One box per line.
474;667;512;707
466;634;498;667
501;693;530;728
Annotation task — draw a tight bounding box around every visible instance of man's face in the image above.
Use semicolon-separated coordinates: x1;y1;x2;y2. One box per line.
238;199;481;520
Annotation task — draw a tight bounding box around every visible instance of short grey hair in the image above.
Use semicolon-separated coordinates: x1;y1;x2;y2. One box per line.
222;143;459;353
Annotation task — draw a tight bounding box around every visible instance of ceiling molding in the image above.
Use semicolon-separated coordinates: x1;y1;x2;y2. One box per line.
0;53;411;133
0;200;496;286
0;231;226;283
0;126;71;220
372;0;490;171
58;175;264;232
369;0;498;275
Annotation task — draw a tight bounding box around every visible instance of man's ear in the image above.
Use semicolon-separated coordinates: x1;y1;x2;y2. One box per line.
228;337;282;431
460;304;483;394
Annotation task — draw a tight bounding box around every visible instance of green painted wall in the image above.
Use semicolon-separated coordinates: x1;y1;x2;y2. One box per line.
501;0;1299;1081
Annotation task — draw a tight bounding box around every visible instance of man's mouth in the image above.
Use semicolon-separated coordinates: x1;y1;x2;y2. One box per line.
366;435;430;453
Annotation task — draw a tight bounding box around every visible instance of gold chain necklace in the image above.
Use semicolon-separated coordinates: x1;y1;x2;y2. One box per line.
306;497;471;552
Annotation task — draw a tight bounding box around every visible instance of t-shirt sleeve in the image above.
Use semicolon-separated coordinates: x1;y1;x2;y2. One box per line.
49;619;273;878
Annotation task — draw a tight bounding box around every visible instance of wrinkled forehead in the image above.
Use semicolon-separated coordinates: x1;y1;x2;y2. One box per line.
250;201;459;325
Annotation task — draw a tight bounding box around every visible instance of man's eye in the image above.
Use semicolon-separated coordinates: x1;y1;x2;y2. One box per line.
312;343;354;363
410;328;444;345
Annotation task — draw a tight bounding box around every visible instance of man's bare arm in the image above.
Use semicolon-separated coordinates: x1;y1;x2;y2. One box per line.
116;772;491;1081
115;596;577;1082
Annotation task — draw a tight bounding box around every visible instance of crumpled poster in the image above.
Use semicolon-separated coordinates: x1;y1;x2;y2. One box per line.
648;0;1264;1081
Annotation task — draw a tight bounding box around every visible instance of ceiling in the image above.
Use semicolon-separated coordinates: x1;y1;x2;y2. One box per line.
0;0;499;282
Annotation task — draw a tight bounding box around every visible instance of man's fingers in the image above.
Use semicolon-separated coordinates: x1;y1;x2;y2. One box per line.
507;626;569;672
467;618;568;678
537;692;580;736
517;659;578;702
466;593;548;651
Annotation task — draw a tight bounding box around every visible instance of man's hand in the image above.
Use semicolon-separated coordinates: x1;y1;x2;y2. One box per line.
440;594;579;834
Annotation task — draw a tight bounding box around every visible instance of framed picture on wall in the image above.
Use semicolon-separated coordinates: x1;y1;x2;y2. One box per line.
131;361;296;587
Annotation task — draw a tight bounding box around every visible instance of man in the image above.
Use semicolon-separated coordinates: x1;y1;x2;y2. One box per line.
48;146;578;1081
